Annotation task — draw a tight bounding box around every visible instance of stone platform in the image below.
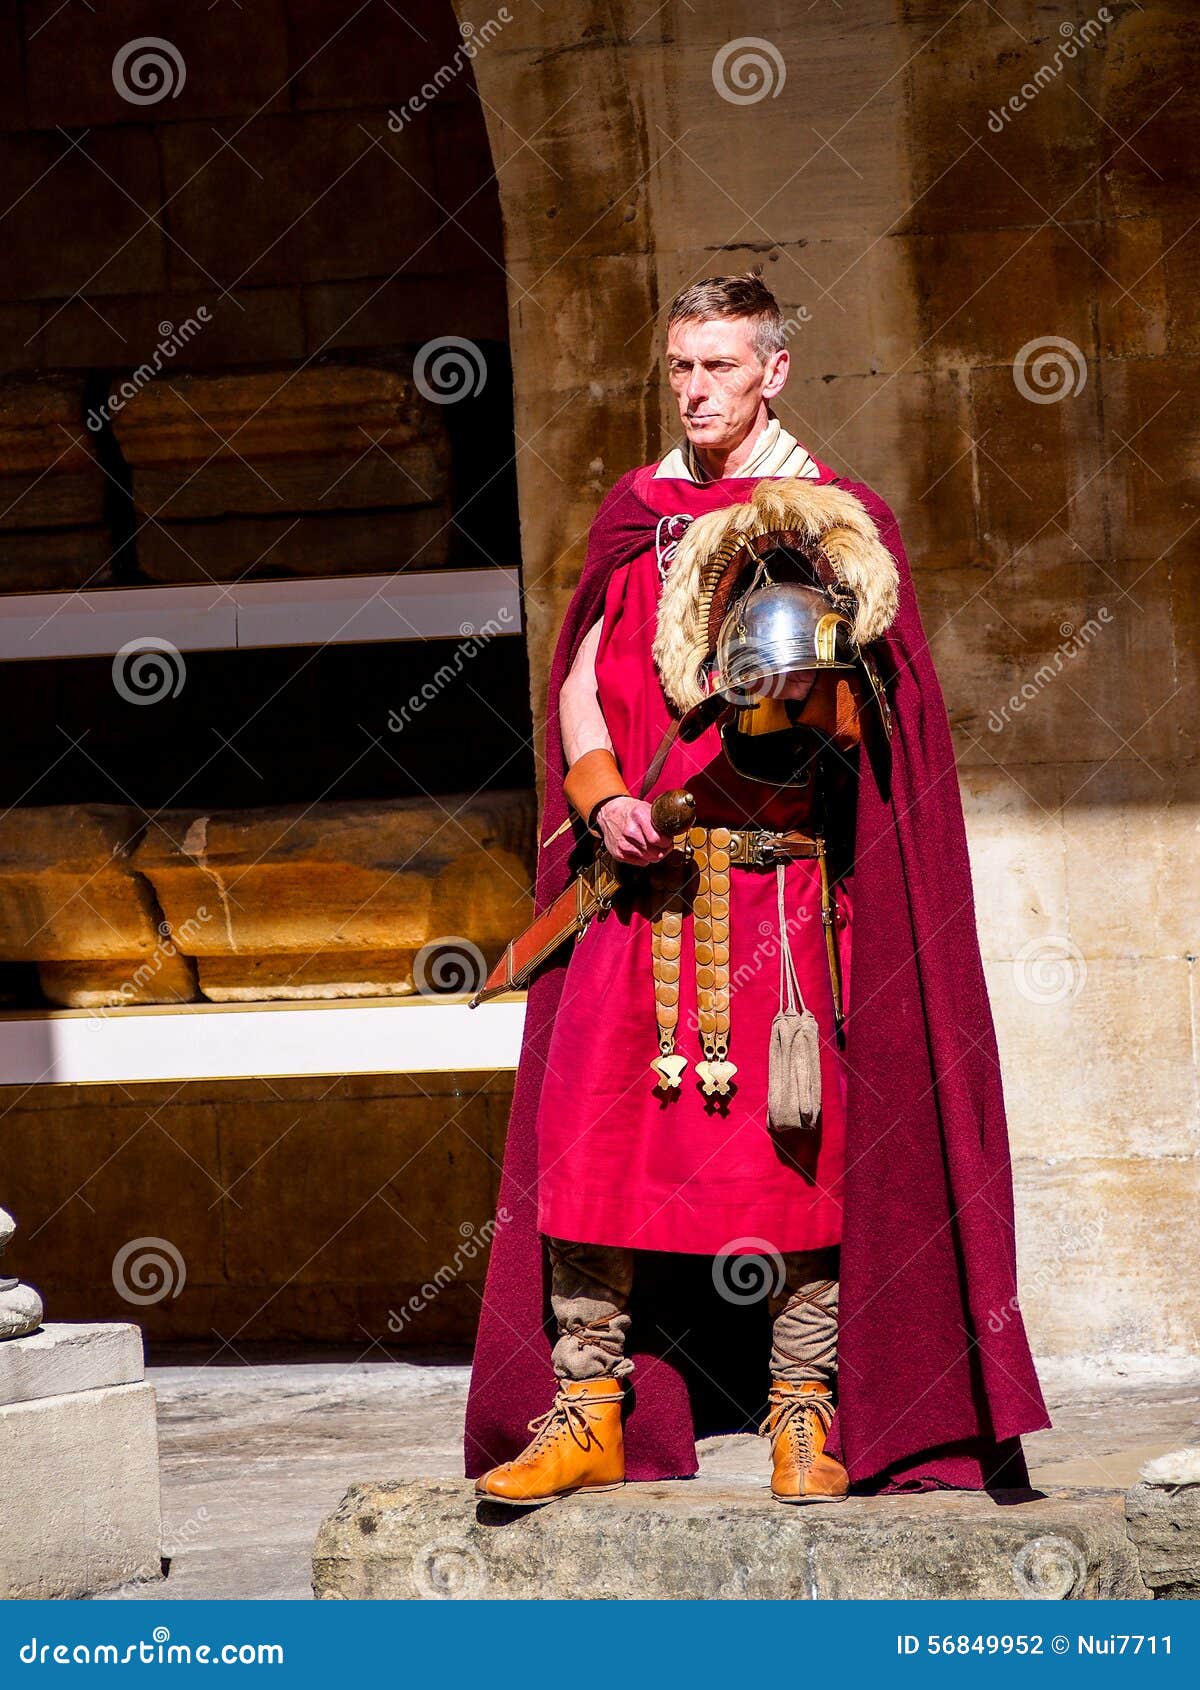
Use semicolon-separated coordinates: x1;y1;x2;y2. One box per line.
0;1324;162;1599
95;1357;1200;1601
313;1478;1148;1602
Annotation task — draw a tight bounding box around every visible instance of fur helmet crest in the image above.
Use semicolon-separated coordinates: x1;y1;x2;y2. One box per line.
651;478;899;713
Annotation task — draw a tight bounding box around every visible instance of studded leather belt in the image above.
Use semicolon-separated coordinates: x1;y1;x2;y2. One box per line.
675;825;822;867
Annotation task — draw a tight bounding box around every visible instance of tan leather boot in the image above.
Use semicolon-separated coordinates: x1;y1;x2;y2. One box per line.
762;1380;849;1504
474;1378;625;1506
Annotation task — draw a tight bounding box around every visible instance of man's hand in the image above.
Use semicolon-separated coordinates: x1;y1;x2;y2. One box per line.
596;796;674;866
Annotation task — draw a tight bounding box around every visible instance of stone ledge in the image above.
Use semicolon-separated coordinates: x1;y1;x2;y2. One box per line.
312;1478;1148;1601
0;1323;144;1407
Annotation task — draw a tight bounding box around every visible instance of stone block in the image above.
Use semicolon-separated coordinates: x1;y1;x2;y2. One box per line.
1012;1156;1200;1364
0;805;198;1008
962;763;1069;958
989;957;1196;1162
0;1069;510;1345
0;303;41;372
642;32;908;249
111;363;451;520
0;1382;162;1598
301;273;509;352
902;2;1102;236
0;127;164;301
662;236;917;382
40;289;306;373
509;253;655;394
0;1322;143;1407
1101;357;1200;562
137;506;451;583
968;363;1107;569
0;378;105;532
1058;761;1200;959
218;1093;498;1298
130;792;535;1001
1099;3;1200;219
161;113;443;291
313;1479;1147;1600
784;369;976;568
22;0;289;127
0;527;112;594
1095;217;1169;361
911;226;1098;373
1161;213;1200;357
1125;1473;1200;1599
4;1101;222;1323
291;0;480;112
921;561;1177;769
428;98;505;274
476;52;649;268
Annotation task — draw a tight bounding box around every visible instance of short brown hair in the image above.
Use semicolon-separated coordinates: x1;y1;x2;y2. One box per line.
666;272;785;361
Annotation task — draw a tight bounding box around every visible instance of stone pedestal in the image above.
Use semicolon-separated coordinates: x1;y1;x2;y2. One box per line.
0;1323;162;1599
0;1205;42;1338
313;1478;1148;1601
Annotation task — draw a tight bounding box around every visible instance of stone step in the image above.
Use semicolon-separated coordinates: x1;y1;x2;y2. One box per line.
312;1478;1149;1601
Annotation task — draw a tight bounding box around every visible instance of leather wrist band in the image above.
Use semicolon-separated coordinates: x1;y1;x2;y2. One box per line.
563;748;630;833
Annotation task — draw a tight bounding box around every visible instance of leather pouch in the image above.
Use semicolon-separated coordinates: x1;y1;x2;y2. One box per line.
768;862;822;1131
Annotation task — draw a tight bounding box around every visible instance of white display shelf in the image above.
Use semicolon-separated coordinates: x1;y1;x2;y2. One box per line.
0;568;522;661
0;993;527;1087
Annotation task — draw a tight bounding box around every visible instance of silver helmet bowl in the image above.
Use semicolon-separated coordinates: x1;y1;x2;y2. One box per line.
713;581;857;702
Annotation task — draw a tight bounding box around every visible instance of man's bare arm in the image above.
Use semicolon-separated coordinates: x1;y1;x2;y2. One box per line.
560;619;671;866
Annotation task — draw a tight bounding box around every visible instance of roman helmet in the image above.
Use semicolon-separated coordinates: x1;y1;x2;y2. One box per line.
652;478;899;784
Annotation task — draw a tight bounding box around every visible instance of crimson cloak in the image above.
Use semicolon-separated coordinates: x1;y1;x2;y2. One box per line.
464;464;1051;1493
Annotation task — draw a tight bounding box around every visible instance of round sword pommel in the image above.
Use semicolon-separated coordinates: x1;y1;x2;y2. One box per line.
650;788;697;836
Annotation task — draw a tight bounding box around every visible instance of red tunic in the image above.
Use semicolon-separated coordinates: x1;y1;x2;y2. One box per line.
535;467;852;1255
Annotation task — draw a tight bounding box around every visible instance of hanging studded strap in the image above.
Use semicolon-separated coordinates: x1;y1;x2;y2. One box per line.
691;826;737;1096
649;856;689;1090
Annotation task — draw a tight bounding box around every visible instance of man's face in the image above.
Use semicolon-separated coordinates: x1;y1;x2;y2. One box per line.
666;315;789;455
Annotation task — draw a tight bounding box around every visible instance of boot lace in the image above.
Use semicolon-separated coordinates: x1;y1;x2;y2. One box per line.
525;1385;623;1456
758;1387;835;1457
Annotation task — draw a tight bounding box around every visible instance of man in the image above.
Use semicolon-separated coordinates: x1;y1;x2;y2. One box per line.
466;274;1050;1504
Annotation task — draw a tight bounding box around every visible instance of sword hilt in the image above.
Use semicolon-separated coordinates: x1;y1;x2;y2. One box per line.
650;788;696;838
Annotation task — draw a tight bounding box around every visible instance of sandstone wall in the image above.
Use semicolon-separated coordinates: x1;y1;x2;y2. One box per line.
455;0;1199;1368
